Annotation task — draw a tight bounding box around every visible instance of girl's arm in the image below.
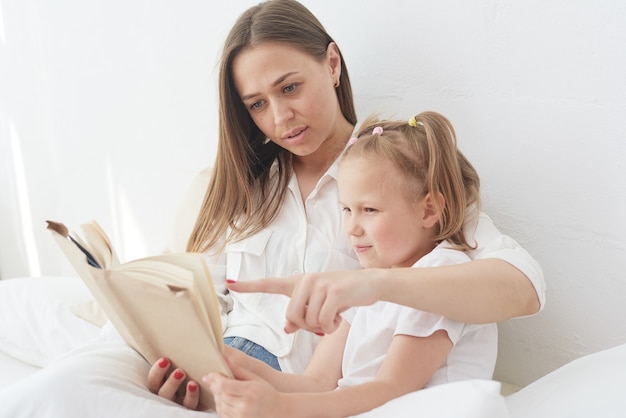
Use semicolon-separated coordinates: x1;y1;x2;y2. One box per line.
219;321;348;393
207;329;451;418
205;321;349;417
315;329;452;418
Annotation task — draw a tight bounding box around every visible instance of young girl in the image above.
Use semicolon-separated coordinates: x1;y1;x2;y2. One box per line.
205;111;498;417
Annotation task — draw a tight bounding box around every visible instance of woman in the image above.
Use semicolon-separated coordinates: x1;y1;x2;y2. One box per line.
0;1;542;415
149;0;543;410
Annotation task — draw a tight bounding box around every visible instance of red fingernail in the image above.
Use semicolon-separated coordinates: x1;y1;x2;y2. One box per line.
158;358;169;368
188;382;198;392
315;332;325;337
174;370;184;380
225;279;236;284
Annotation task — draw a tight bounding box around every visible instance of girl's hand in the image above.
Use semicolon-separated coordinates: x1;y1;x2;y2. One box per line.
204;354;287;418
147;357;200;410
226;270;382;335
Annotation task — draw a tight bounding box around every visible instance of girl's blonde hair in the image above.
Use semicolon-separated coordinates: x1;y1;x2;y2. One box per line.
343;111;480;251
187;0;356;253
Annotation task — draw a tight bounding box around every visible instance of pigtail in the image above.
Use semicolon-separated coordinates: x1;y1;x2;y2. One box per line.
414;112;478;250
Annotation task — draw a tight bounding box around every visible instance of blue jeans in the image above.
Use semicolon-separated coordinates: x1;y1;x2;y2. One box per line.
223;336;281;371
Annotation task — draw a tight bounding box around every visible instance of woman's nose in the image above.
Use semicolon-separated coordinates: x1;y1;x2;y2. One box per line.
271;101;294;125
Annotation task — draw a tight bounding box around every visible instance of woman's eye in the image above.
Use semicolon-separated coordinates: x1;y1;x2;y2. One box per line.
249;100;264;110
283;84;297;94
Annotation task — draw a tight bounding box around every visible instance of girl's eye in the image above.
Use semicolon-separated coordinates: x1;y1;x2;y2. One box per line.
364;207;377;213
341;207;351;214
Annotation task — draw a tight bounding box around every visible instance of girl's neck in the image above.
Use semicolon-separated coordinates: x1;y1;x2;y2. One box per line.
392;241;438;268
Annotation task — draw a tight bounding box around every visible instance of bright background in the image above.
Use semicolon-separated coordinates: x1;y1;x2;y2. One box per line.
1;0;625;388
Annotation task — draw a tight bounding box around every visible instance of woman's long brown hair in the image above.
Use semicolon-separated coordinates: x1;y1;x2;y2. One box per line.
187;0;357;253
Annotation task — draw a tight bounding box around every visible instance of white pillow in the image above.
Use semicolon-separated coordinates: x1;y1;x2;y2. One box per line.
352;379;510;418
0;276;103;367
0;326;217;418
505;343;626;417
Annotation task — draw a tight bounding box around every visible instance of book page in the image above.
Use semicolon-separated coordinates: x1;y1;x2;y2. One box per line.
48;221;230;410
80;221;120;268
106;268;230;410
49;231;145;352
136;253;224;350
115;258;220;350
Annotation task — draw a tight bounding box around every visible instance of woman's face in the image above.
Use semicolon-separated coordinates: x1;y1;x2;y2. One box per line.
232;42;351;159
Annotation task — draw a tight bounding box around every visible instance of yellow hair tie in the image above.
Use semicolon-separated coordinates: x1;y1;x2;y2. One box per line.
408;116;424;127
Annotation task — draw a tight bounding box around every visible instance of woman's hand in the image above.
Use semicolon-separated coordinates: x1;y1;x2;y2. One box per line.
227;270;383;335
147;357;200;410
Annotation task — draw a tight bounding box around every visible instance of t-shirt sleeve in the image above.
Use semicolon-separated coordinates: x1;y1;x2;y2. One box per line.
395;307;466;345
341;307;357;325
397;248;473;343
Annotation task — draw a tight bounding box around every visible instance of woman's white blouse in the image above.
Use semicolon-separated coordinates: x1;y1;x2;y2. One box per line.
209;159;361;373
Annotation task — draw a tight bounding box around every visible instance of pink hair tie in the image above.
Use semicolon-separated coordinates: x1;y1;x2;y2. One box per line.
348;137;359;145
372;126;383;135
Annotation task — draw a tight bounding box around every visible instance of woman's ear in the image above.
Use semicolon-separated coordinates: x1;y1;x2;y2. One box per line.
421;192;445;228
326;42;342;85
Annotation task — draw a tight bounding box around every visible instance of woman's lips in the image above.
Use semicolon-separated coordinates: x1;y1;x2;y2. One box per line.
282;127;307;145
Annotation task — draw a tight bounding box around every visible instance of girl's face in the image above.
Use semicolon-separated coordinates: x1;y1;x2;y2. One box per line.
232;42;352;161
338;157;438;269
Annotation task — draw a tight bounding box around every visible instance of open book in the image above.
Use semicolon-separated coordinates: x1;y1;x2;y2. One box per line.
46;220;230;410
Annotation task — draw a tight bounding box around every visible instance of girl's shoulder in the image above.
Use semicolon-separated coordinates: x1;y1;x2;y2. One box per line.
415;243;472;268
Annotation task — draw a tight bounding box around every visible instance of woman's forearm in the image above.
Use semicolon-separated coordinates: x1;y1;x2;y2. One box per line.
376;258;540;323
226;258;542;334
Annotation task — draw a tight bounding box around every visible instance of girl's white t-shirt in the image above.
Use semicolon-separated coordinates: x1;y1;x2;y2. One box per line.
338;244;498;389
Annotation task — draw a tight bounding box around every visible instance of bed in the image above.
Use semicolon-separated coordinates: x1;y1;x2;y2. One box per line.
2;277;625;417
1;170;625;417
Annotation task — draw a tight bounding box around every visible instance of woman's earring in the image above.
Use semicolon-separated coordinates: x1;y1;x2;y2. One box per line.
334;80;340;88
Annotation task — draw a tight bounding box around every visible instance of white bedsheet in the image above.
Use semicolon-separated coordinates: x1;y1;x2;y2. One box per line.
0;324;216;417
0;351;39;391
0;320;510;418
1;276;625;418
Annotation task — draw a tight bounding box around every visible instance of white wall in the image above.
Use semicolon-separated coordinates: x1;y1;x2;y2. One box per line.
1;0;625;388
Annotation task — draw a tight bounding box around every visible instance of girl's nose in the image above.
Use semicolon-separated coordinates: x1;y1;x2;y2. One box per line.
345;216;363;237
